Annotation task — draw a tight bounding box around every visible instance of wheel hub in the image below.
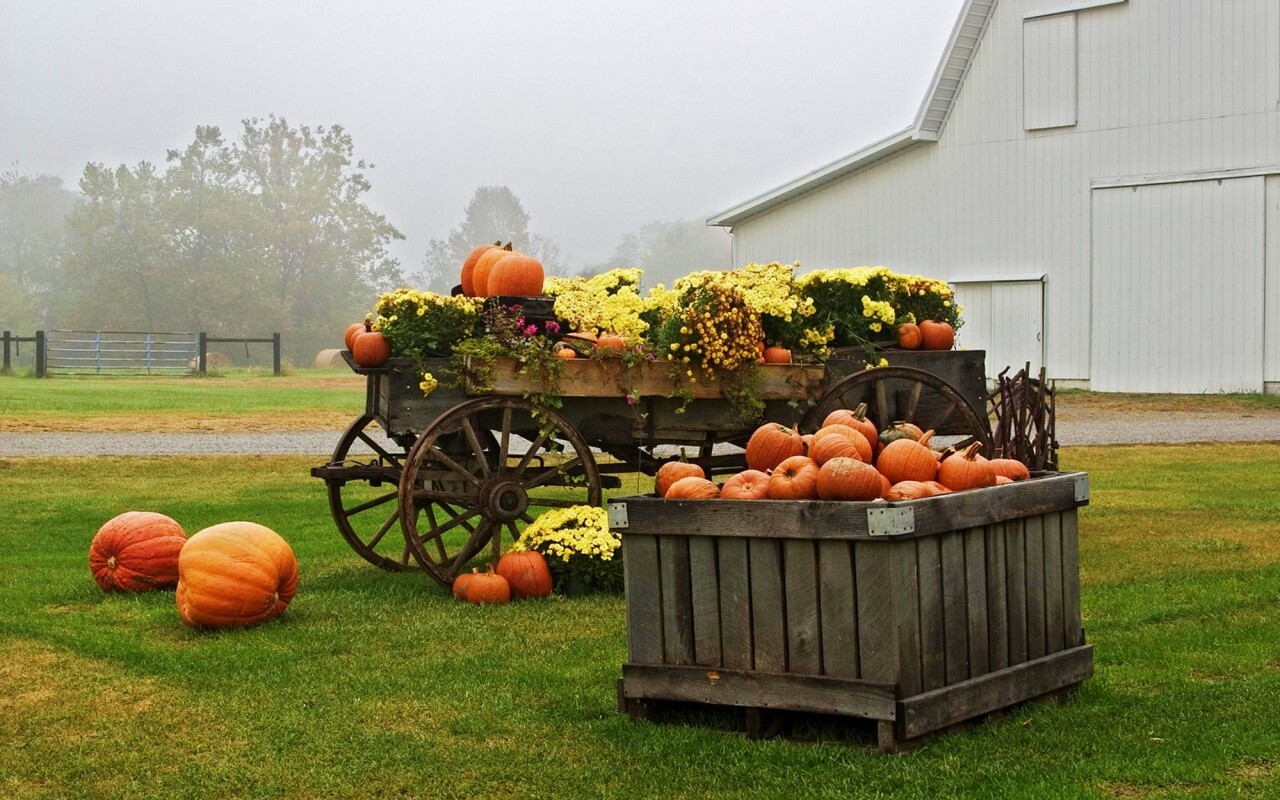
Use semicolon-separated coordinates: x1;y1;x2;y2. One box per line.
479;478;529;522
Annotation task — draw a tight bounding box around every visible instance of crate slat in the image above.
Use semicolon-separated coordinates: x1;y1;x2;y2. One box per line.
783;540;822;675
689;537;722;668
717;538;754;670
964;527;990;678
817;540;858;679
659;537;695;666
748;539;787;672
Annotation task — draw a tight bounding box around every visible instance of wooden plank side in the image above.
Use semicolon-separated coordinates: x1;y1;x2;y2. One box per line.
482;358;824;400
890;540;922;698
1061;510;1084;648
855;541;897;683
898;645;1094;738
717;538;754;670
940;531;969;685
1043;513;1066;655
688;536;722;668
964;527;990;678
783;540;822;675
1006;520;1029;666
1024;514;1048;661
621;664;898;722
985;524;1009;672
817;540;858;678
624;534;664;664
916;536;947;691
658;536;694;666
749;539;788;673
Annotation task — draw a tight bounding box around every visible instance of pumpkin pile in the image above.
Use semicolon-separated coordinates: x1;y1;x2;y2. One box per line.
460;242;545;299
451;550;554;605
895;319;955;351
655;404;1030;502
89;512;299;631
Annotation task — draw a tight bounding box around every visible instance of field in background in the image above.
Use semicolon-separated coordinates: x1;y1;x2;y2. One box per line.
1;445;1278;798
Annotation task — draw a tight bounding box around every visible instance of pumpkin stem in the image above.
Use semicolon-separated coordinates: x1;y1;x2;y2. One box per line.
363;319;373;333
919;430;935;448
502;242;513;251
853;402;868;421
962;442;983;461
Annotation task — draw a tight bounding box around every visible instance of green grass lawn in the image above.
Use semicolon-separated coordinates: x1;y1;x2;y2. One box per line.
1;446;1279;798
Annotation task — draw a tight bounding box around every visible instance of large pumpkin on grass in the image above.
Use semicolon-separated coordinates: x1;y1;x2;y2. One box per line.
486;253;545;297
745;423;805;473
460;242;500;296
496;550;553;599
175;521;298;629
471;244;515;297
89;511;187;593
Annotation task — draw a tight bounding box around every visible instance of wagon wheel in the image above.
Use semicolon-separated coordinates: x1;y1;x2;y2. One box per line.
398;397;602;587
803;366;992;454
324;414;416;571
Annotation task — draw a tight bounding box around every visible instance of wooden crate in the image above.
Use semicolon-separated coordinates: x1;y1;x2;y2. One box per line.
611;473;1093;751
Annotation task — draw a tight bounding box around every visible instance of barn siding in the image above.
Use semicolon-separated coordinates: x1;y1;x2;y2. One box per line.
730;0;1280;386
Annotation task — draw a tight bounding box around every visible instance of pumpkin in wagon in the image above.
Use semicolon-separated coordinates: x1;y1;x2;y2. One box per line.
175;521;298;629
486;252;545;298
745;423;805;473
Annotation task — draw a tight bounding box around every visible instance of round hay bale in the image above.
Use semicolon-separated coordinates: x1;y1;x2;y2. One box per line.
314;348;346;368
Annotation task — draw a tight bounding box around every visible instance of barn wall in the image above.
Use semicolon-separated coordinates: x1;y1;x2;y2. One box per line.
730;0;1280;385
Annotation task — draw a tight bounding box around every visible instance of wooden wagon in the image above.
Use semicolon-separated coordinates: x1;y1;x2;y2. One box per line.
311;348;993;587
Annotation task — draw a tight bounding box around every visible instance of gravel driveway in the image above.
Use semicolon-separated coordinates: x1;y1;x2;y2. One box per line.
1;410;1279;456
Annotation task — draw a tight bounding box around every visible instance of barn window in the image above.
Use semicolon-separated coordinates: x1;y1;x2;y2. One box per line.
1023;13;1077;130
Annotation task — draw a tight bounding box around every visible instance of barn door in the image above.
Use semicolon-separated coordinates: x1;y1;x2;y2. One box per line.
1091;178;1265;393
952;280;1043;380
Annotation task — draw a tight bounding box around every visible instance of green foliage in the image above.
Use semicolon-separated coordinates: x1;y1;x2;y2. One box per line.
373;290;484;358
451;304;565;419
0;169;77;330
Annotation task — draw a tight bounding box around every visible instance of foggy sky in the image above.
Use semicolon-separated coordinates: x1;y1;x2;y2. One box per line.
1;0;965;271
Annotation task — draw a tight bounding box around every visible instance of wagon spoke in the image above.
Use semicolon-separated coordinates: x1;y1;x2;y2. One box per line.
426;445;483;487
412;489;480;506
512;428;549;475
499;406;512;471
460;418;491;479
524;456;583;490
874;378;889;430
904;380;924;423
344;491;398;517
366;510;399;550
450;520;496;575
356;430;401;465
928;403;956;432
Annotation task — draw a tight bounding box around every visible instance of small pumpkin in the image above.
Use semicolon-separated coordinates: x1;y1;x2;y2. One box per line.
762;346;792;364
452;567;479;601
720;469;771;500
822;403;878;446
877;430;938;485
996;475;1013;485
460;242;500;296
990;458;1031;482
878;472;892;499
885;480;944;501
919;320;955;351
352;321;391;368
665;476;721;500
496;550;553;599
816;457;883;501
175;521;298;629
555;346;577;359
596;333;626;354
767;456;820;500
89;511;188;593
464;565;511;605
343;322;365;351
656;452;705;497
487;252;545;297
937;442;997;491
745;423;805;473
471;243;514;297
896;323;922;350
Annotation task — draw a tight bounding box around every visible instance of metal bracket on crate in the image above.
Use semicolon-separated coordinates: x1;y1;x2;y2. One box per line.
607;501;629;529
867;506;915;536
1073;474;1090;503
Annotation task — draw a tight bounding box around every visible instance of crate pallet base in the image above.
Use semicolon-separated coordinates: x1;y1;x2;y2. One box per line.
618;645;1092;753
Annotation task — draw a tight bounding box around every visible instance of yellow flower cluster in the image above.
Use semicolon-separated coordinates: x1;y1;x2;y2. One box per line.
374;288;483;318
513;505;619;563
667;282;764;375
677;262;816;322
861;295;896;333
419;372;438;397
799;324;836;351
799;266;891;290
548;269;650;338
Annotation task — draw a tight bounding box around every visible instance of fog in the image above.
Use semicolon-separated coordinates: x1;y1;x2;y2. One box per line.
1;0;964;270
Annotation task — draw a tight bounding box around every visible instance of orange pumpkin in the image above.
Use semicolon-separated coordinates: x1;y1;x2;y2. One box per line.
768;456;820;500
745;423;805;473
885;480;943;501
496;550;553;599
720;469;771;500
352;323;391;368
665;476;721;499
996;475;1013;485
343;322;365;351
990;458;1031;482
896;323;922;350
471;244;515;297
596;333;626;354
937;442;997;491
175;521;298;629
816;457;882;501
555;346;577;359
452;568;479;601
460;242;499;296
809;432;863;466
762;346;791;364
464;565;511;605
877;430;938;485
878;472;892;499
487;253;545;297
656;455;705;497
822;403;878;446
89;511;187;593
919;320;955;351
811;424;873;463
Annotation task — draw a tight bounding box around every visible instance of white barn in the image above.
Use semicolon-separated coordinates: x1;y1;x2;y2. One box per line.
709;0;1280;394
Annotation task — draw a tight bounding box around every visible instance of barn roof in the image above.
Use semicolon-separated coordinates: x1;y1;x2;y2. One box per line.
707;0;997;228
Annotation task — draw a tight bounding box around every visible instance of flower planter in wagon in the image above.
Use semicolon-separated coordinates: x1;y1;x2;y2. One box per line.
611;473;1092;752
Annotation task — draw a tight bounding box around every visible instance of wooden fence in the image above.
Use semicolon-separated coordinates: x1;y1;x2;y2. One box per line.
2;330;281;377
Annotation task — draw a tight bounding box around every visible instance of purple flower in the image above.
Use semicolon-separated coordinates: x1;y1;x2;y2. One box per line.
523;324;538;337
545;320;561;334
626;394;638;406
